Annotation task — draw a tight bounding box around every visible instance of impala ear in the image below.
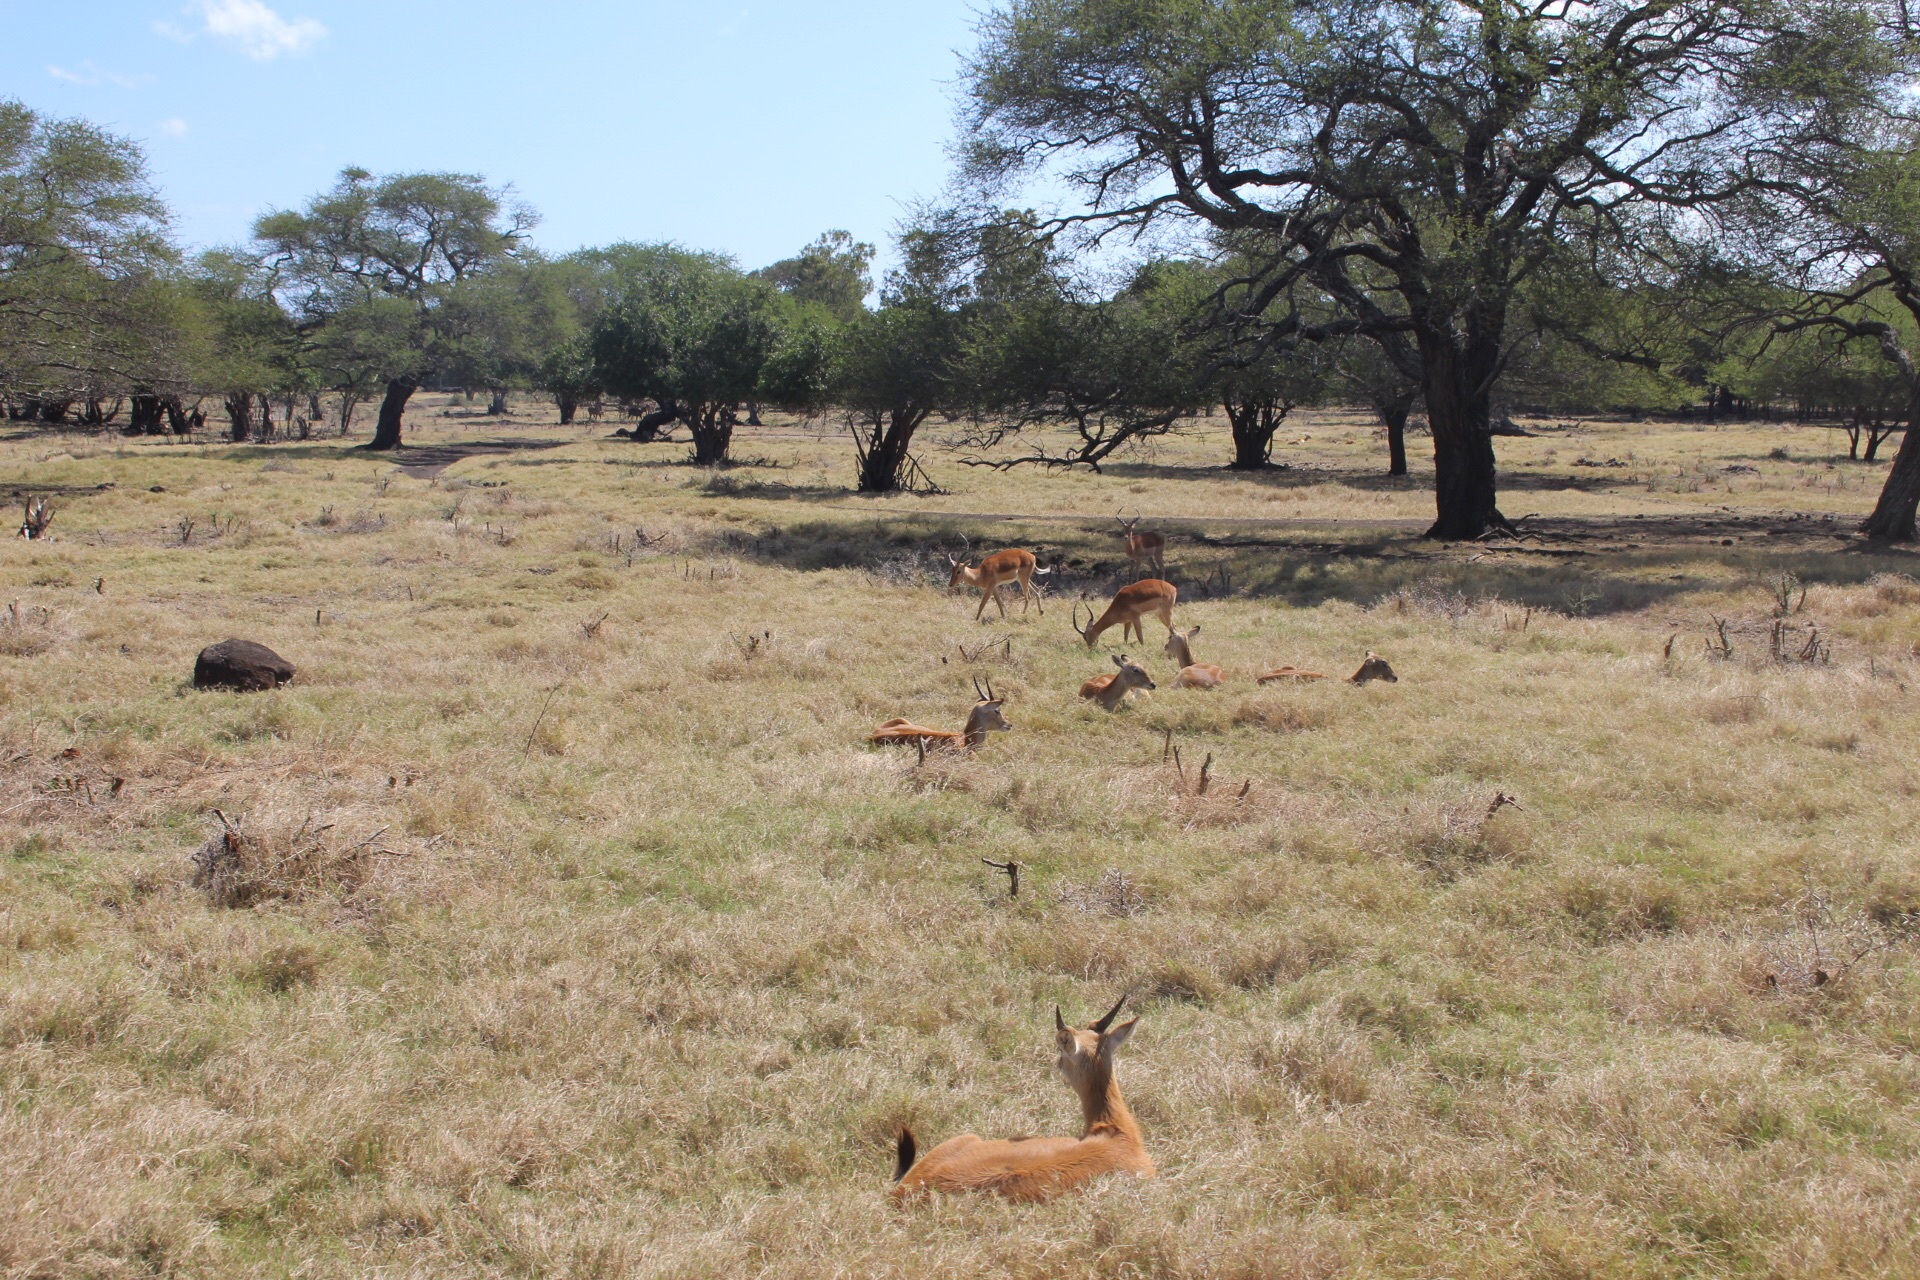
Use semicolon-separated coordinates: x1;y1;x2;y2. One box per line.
1101;1018;1138;1053
1113;654;1126;668
1190;624;1200;635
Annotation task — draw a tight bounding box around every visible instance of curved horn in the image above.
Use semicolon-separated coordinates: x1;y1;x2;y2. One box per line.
973;675;988;701
1055;1005;1067;1032
1071;601;1092;640
984;675;996;701
1091;993;1128;1033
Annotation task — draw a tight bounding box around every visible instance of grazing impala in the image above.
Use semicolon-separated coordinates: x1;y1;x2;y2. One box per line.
891;995;1152;1202
1072;579;1178;647
1116;512;1165;579
1079;654;1156;710
948;548;1049;620
1162;625;1224;689
870;677;1011;752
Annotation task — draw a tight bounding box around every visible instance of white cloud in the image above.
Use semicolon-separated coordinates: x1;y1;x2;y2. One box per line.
170;0;328;60
158;118;189;138
47;61;150;89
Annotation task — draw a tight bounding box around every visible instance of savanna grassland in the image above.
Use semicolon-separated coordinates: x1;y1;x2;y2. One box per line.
3;403;1919;1279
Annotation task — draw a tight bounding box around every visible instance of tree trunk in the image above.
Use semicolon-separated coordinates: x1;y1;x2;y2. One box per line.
629;400;680;442
488;389;508;415
128;395;163;435
368;377;415;451
746;402;763;427
1376;393;1416;476
855;410;926;492
225;392;253;443
1224;398;1289;470
557;394;577;425
1863;405;1920;540
340;394;359;436
1419;342;1505;540
688;404;735;465
257;392;273;441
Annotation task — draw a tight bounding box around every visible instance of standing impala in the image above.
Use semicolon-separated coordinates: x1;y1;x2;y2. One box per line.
891;995;1152;1202
1072;579;1178;647
1116;512;1165;579
948;548;1049;620
870;677;1011;753
1162;625;1224;688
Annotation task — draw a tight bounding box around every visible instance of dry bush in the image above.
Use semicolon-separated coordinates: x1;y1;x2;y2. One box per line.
1254;1015;1375;1105
1058;868;1147;917
191;808;384;907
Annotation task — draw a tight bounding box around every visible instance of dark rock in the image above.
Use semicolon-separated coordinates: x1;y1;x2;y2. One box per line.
194;639;295;691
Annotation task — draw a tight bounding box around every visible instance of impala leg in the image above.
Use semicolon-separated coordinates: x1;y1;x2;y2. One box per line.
994;585;1008;619
976;589;991;621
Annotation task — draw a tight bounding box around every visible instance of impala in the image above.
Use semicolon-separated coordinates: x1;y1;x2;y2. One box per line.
948;548;1049;620
1349;652;1399;684
1116;512;1165;578
1079;654;1156;710
1071;579;1178;647
1256;666;1328;683
891;995;1152;1202
870;677;1011;752
1162;625;1224;689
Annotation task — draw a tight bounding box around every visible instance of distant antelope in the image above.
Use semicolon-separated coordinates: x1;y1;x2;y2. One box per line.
1079;654;1155;710
948;548;1049;620
1256;665;1328;683
1162;625;1224;689
891;995;1152;1202
1349;652;1399;684
1072;579;1177;648
1116;512;1165;578
870;677;1011;753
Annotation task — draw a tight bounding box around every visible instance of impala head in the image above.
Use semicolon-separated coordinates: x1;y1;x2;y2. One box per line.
1111;653;1155;692
1115;510;1139;536
947;552;969;588
969;675;1012;732
1351;650;1399;684
1163;624;1198;661
1055;994;1139;1091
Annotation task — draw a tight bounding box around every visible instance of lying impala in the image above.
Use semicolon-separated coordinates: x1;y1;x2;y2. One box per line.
1072;579;1178;647
1349;651;1399;684
892;995;1152;1202
1116;512;1165;579
870;677;1011;753
948;548;1049;620
1162;625;1224;689
1080;654;1156;710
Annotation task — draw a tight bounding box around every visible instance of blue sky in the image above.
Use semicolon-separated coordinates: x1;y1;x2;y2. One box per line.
2;1;983;277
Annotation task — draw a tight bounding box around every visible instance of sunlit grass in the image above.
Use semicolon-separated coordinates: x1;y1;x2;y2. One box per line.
1;400;1917;1277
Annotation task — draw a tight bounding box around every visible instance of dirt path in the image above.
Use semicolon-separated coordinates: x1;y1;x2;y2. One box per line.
390;437;575;479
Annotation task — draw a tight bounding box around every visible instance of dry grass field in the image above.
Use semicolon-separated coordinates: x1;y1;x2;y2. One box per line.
2;401;1918;1278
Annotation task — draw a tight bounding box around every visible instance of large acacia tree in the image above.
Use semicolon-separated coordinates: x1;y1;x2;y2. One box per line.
960;0;1818;538
255;169;535;450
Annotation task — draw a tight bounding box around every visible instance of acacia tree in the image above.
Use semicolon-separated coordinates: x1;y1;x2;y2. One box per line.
1;100;175;413
960;0;1816;538
754;230;875;322
255;168;535;450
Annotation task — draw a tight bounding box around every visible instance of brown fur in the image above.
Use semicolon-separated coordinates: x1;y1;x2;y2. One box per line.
1116;513;1166;579
870;697;1011;753
1079;654;1156;710
1073;580;1178;647
949;549;1047;620
892;997;1152;1203
1256;666;1328;683
1349;652;1399;684
1163;625;1224;689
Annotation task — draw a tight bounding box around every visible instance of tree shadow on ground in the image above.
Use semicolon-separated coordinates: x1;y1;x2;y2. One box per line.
711;509;1917;617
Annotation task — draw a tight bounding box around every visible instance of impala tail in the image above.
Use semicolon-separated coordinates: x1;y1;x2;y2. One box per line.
893;1128;917;1182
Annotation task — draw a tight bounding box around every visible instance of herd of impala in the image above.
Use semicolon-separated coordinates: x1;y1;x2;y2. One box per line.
869;513;1397;1202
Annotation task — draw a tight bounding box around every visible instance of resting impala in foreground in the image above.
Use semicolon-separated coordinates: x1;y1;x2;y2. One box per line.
1072;579;1178;647
1162;625;1224;689
1116;512;1165;579
891;995;1152;1202
1079;654;1156;710
948;548;1049;620
870;677;1011;753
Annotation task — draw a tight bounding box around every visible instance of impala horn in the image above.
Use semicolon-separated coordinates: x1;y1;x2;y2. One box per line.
1091;993;1129;1034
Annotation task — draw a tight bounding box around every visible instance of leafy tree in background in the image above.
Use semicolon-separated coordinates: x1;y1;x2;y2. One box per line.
754;230;875;322
0;99;175;413
589;248;807;464
255;168;535;450
960;0;1838;538
185;250;302;441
